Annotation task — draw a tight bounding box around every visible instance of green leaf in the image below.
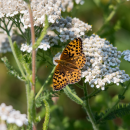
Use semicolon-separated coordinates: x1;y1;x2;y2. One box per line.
13;42;31;75
96;103;130;123
63;85;83;105
1;57;25;81
43;99;50;130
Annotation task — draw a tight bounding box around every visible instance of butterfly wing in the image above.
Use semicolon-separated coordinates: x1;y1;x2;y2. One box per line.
60;38;86;69
53;63;81;91
66;67;81;84
53;64;69;91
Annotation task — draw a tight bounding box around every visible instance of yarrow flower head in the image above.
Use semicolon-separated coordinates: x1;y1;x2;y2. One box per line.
0;103;28;127
81;34;130;90
122;50;130;62
51;17;92;42
0;0;62;28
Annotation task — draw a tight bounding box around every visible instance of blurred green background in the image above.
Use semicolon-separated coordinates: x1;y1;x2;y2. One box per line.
0;0;130;130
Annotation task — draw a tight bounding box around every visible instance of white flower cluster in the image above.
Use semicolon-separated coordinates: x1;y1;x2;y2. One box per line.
122;50;130;62
82;34;130;90
20;39;51;53
51;17;92;42
0;103;28;127
0;0;62;28
20;17;92;53
61;0;84;12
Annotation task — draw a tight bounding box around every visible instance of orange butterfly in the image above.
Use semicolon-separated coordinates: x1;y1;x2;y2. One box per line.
53;38;86;91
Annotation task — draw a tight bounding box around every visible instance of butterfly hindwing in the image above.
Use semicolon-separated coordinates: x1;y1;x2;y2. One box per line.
53;64;81;90
53;64;69;91
66;67;81;84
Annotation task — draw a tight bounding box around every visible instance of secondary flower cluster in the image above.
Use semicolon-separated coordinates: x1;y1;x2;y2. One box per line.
122;50;130;62
20;16;92;53
51;17;92;42
82;34;130;90
0;103;28;127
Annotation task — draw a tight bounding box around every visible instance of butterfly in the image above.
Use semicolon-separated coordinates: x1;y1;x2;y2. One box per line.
53;38;86;91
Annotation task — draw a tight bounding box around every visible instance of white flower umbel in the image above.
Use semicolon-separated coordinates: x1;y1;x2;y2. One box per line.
122;50;130;62
51;17;92;42
0;0;62;28
0;103;28;127
82;34;130;90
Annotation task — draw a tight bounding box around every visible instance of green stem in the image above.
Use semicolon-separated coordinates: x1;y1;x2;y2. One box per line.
25;81;32;129
35;67;55;100
7;35;26;78
75;83;83;89
83;83;99;130
87;89;101;99
97;6;117;35
43;99;50;130
97;81;130;123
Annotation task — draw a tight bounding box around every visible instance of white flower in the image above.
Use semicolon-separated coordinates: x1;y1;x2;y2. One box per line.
38;40;50;51
0;0;62;28
20;43;32;53
0;103;28;127
51;17;92;42
122;50;130;62
82;34;130;90
53;52;61;66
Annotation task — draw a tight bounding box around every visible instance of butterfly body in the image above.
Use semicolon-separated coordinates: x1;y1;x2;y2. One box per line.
55;59;78;69
53;38;86;91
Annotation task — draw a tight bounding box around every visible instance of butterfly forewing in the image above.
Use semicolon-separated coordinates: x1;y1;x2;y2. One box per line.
60;38;86;69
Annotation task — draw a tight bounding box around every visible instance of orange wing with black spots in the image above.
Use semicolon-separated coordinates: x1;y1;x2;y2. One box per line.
53;38;86;91
53;64;69;91
53;64;81;91
60;38;86;69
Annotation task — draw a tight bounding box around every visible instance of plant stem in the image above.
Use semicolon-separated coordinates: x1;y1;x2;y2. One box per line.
28;3;36;93
7;35;26;78
35;67;55;100
25;81;31;125
27;2;36;129
83;83;99;130
87;89;101;99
